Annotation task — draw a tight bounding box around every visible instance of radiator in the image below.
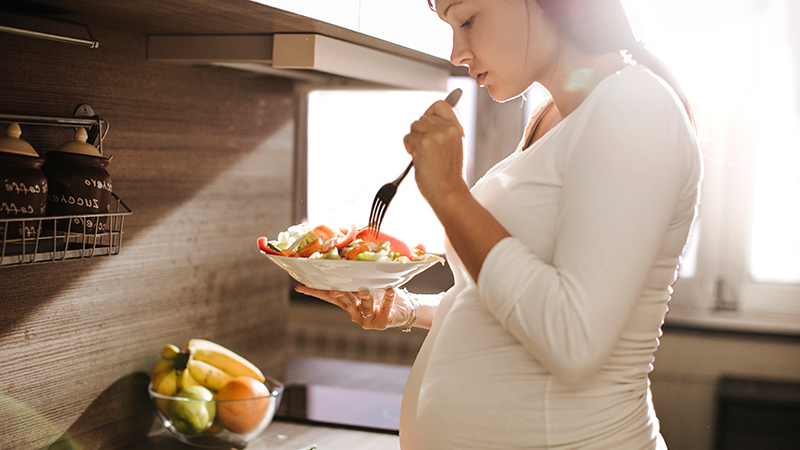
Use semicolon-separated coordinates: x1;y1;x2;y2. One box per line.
715;377;800;449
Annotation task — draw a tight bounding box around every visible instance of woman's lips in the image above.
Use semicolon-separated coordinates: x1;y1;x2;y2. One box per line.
476;72;487;86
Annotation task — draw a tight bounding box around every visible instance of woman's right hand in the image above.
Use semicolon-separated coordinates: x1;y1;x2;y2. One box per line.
294;285;415;330
403;99;468;208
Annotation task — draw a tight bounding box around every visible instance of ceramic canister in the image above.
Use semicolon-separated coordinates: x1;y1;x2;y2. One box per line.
0;122;48;239
42;127;113;233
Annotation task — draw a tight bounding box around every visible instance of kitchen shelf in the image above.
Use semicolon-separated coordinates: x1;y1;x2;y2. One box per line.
0;104;108;155
0;11;100;49
0;106;131;267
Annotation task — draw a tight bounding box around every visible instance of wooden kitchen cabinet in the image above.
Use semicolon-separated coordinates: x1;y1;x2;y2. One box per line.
254;0;452;61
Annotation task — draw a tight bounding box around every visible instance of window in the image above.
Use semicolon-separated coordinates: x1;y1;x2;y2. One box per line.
621;0;800;332
303;79;476;255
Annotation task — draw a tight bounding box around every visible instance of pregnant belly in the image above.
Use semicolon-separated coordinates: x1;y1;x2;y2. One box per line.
404;294;657;449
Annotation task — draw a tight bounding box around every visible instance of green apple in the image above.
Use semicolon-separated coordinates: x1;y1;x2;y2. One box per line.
169;385;216;435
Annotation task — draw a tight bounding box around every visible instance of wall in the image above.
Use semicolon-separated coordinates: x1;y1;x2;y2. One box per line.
0;26;295;449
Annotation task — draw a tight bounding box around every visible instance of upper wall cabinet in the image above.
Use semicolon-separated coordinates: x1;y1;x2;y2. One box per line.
0;0;461;90
253;0;453;61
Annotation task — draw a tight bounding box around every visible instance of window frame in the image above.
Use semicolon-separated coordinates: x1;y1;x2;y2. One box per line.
664;86;800;336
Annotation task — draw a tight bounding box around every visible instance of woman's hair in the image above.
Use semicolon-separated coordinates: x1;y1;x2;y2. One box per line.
428;0;696;132
536;0;696;132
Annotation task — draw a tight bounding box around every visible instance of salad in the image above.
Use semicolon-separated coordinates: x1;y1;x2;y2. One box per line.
257;223;444;263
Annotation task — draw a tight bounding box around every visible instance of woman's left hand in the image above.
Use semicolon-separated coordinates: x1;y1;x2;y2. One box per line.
403;100;468;206
294;286;414;330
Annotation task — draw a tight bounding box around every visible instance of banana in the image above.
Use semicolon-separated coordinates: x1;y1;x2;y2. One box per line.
150;358;174;381
185;339;265;383
154;368;201;396
153;371;176;397
188;359;234;392
161;344;181;360
150;344;182;382
205;420;225;435
152;369;200;415
151;350;202;414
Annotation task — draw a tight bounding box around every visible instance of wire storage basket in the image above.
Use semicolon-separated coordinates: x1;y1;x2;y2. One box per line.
0;192;131;266
0;105;132;267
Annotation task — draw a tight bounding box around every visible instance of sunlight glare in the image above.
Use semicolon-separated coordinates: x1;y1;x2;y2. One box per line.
624;0;800;284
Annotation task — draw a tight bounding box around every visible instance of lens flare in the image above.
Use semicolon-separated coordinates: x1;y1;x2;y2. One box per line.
565;68;594;92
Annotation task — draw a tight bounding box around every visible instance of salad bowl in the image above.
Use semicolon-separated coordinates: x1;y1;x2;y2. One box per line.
264;254;438;291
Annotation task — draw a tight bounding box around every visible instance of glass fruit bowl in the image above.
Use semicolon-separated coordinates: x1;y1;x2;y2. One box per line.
148;377;284;449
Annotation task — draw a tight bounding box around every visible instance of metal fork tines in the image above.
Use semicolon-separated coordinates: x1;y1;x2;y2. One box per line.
367;162;413;236
367;88;463;236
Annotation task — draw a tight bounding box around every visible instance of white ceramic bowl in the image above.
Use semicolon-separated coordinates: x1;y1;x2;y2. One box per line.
263;254;439;291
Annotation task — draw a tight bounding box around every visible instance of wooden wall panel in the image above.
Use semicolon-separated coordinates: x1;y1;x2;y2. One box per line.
0;25;296;449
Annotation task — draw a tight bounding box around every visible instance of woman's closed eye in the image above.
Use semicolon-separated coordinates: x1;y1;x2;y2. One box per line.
460;18;473;28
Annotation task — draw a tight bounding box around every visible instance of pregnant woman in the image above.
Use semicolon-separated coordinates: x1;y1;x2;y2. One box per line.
297;0;702;448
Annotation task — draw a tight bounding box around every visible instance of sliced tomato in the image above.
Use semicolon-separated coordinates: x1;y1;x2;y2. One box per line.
280;249;299;257
355;228;414;259
257;236;280;255
335;223;357;249
411;243;426;255
344;242;372;260
311;223;356;250
312;224;337;242
299;238;324;257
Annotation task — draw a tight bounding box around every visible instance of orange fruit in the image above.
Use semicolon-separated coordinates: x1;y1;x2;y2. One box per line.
215;376;270;434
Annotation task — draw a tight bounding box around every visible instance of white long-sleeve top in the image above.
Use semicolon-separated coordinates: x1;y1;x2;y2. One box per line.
400;65;702;449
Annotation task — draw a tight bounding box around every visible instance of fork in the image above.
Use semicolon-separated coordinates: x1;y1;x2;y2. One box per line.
367;88;463;237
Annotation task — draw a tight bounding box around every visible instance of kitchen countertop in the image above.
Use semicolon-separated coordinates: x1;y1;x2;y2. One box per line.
127;357;409;450
131;420;400;450
256;420;400;450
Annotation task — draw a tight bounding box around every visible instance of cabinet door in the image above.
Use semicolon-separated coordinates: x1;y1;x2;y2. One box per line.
256;0;451;59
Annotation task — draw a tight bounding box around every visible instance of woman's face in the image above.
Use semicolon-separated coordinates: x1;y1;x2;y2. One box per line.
435;0;560;102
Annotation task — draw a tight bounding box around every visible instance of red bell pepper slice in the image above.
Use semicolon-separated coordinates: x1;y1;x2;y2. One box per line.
257;236;280;255
257;236;298;257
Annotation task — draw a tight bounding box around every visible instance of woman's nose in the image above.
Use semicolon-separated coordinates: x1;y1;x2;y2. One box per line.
449;34;471;68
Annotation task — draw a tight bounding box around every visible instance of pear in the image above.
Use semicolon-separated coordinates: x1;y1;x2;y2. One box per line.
169;385;216;435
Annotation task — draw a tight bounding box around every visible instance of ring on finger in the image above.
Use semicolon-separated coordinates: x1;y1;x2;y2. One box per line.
361;310;374;318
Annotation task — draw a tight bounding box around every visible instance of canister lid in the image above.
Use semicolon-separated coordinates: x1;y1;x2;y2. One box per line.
53;127;102;157
0;122;39;157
